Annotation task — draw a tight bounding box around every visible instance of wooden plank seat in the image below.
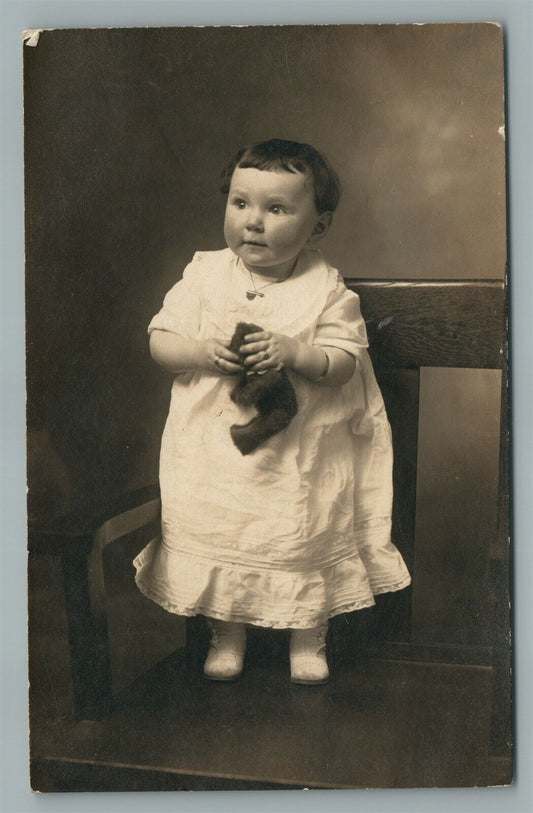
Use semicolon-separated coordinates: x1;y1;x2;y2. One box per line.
27;279;507;726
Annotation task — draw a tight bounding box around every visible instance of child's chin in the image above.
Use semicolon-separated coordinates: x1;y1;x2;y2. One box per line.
238;253;272;270
241;246;270;260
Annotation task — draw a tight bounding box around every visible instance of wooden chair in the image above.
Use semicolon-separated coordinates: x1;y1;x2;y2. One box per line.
27;278;509;765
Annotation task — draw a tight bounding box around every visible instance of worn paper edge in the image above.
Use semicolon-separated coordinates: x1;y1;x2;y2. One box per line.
21;21;503;47
23;30;54;47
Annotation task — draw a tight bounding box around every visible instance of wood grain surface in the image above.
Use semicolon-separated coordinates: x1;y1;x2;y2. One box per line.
349;280;505;370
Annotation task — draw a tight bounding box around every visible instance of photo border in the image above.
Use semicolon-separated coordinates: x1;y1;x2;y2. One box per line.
2;1;531;812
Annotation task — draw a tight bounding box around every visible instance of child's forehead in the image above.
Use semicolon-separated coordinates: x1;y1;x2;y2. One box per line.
230;165;313;196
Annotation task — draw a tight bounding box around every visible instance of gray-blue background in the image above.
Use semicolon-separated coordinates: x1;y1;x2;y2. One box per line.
2;1;531;812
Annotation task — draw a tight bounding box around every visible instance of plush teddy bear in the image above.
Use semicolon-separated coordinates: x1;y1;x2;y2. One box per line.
228;322;298;456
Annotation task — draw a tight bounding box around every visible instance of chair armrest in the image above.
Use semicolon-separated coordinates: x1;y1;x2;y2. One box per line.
28;484;161;557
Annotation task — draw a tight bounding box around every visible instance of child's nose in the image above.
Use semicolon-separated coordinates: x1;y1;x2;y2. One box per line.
245;208;264;231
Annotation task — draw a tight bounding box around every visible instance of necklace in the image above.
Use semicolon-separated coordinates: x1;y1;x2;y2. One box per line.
245;266;295;300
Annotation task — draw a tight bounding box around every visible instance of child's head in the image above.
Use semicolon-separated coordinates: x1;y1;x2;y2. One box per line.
221;139;341;215
222;139;340;277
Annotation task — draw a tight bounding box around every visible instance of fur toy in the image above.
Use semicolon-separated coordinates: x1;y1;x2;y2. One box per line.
228;322;298;456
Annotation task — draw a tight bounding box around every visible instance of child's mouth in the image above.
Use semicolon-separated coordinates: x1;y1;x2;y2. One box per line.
243;240;267;247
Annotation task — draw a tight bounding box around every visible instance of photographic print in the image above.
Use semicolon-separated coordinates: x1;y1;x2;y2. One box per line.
25;23;510;791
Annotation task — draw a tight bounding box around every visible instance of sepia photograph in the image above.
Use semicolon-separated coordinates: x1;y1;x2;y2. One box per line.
24;23;510;792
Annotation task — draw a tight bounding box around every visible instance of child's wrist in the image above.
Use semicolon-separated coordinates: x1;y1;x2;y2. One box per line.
311;350;330;381
196;339;213;371
285;337;299;369
292;342;330;381
292;341;304;372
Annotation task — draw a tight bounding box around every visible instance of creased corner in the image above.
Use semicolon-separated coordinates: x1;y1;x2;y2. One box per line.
23;30;43;47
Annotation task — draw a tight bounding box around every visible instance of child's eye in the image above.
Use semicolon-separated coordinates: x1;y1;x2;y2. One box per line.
231;198;247;209
269;204;286;215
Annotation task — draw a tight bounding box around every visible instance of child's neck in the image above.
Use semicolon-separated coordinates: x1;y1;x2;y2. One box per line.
241;256;299;282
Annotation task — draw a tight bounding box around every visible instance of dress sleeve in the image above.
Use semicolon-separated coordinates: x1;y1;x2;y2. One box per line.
147;260;202;340
313;273;369;356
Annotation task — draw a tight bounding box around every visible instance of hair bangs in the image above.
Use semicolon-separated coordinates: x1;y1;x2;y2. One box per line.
221;139;341;213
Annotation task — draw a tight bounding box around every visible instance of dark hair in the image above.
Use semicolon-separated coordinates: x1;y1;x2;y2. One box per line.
220;138;341;214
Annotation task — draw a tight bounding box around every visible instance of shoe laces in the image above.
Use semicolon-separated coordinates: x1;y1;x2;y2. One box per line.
293;626;327;655
207;621;244;649
315;627;327;653
207;620;220;648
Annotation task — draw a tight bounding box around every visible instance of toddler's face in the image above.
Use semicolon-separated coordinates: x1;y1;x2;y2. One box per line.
224;167;331;278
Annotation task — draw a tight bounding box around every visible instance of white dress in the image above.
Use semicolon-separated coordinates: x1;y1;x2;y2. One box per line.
133;247;411;629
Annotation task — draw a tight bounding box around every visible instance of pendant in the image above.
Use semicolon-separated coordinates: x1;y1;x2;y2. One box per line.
246;290;264;300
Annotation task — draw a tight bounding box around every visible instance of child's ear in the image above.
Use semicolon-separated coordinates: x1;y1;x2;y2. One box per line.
308;212;332;245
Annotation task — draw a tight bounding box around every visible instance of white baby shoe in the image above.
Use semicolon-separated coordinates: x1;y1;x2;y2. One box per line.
204;619;247;681
290;624;329;684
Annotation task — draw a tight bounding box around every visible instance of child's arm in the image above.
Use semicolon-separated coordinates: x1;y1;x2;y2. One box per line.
149;329;243;376
294;343;356;386
240;331;356;386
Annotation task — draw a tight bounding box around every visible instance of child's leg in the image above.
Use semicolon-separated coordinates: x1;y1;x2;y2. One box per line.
289;623;329;685
204;618;247;681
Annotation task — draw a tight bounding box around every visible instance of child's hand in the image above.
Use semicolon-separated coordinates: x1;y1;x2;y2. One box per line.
202;338;243;376
240;331;297;373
